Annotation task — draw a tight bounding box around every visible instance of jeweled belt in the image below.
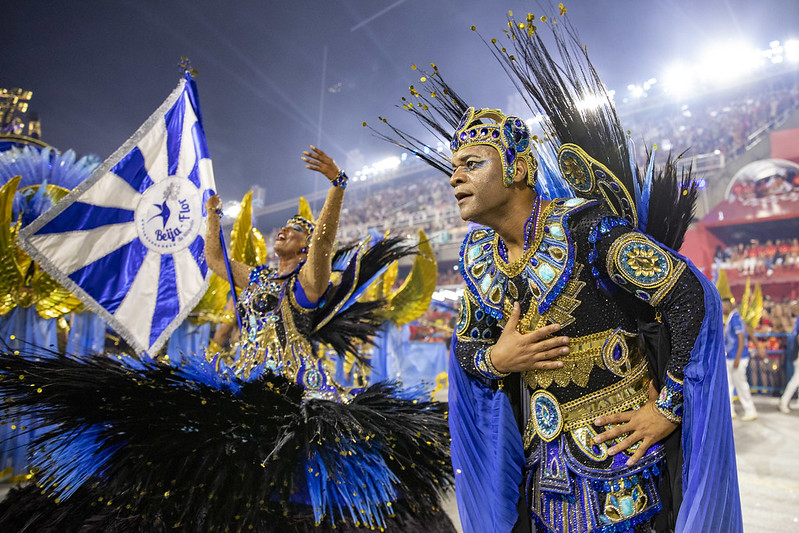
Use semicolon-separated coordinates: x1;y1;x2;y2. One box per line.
523;328;643;389
525;358;651;445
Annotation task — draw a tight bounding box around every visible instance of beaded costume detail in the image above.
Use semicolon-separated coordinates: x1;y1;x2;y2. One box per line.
236;264;339;400
453;199;699;532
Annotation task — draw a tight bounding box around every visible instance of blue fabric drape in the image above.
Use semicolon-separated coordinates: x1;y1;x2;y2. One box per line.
676;263;743;532
165;320;211;365
0;306;58;476
448;342;524;532
66;311;106;356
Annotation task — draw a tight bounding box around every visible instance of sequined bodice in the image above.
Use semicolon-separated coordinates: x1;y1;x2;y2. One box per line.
235;265;339;399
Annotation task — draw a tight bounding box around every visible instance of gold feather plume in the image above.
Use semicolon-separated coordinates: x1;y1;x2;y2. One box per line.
0;176;82;320
384;229;437;326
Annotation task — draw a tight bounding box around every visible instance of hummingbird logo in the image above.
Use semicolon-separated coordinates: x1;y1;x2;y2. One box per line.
148;200;171;229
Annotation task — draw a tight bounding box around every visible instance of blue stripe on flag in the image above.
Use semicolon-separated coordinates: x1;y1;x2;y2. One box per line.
191;120;210;160
188;235;208;278
69;238;149;315
35;202;134;235
185;78;207;134
186;159;201;189
111;147;153;193
149;254;180;347
164;91;186;177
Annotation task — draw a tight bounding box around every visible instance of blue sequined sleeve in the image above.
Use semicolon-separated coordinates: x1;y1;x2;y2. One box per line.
588;216;705;383
454;292;507;380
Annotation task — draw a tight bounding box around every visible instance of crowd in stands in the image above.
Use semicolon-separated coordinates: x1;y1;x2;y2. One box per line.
715;239;799;276
436;267;463;286
729;169;799;203
627;79;799;163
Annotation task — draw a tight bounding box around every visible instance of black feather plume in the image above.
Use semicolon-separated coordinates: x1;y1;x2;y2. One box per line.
310;236;417;363
642;150;698;251
367;66;470;176
0;347;453;531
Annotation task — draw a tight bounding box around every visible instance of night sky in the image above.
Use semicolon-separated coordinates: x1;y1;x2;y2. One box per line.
5;0;799;225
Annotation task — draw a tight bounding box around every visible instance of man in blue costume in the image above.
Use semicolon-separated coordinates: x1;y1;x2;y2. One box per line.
447;108;741;533
374;11;742;531
722;296;758;420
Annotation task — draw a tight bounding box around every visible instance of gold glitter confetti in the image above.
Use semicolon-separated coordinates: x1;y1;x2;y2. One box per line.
559;3;567;15
470;25;476;31
541;15;547;22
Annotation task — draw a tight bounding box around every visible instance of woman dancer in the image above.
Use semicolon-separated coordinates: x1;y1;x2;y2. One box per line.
0;146;453;532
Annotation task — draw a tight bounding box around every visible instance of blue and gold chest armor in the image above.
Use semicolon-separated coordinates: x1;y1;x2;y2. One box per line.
454;198;694;532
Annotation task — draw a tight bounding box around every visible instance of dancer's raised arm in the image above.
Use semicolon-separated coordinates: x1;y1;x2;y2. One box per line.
204;194;253;288
297;145;347;304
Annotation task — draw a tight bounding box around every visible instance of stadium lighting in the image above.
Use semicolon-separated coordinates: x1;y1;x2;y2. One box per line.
577;94;608;110
525;114;544;126
223;201;241;219
373;156;401;172
629;85;644;99
663;64;694;98
698;42;761;85
785;40;799;63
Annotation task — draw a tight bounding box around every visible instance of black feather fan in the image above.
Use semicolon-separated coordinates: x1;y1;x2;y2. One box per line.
0;346;454;531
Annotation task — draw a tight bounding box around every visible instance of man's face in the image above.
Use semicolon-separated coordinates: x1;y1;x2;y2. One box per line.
449;144;510;226
273;220;309;257
722;299;733;315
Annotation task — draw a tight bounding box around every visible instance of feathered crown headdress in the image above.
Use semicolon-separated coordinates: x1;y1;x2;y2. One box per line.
716;269;734;302
371;9;700;252
451;107;538;188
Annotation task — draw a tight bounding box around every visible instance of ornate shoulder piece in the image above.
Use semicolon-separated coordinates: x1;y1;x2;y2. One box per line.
459;227;506;320
534;198;595;315
558;143;637;227
605;232;686;306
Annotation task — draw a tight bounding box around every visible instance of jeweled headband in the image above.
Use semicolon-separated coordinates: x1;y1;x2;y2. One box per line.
450;107;538;188
286;215;314;240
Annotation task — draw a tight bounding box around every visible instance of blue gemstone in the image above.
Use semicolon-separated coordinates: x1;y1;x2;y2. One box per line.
492;130;500;138
469;129;477;138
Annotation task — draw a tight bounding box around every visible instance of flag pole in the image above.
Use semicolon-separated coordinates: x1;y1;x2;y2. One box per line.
180;57;243;333
216;211;243;332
